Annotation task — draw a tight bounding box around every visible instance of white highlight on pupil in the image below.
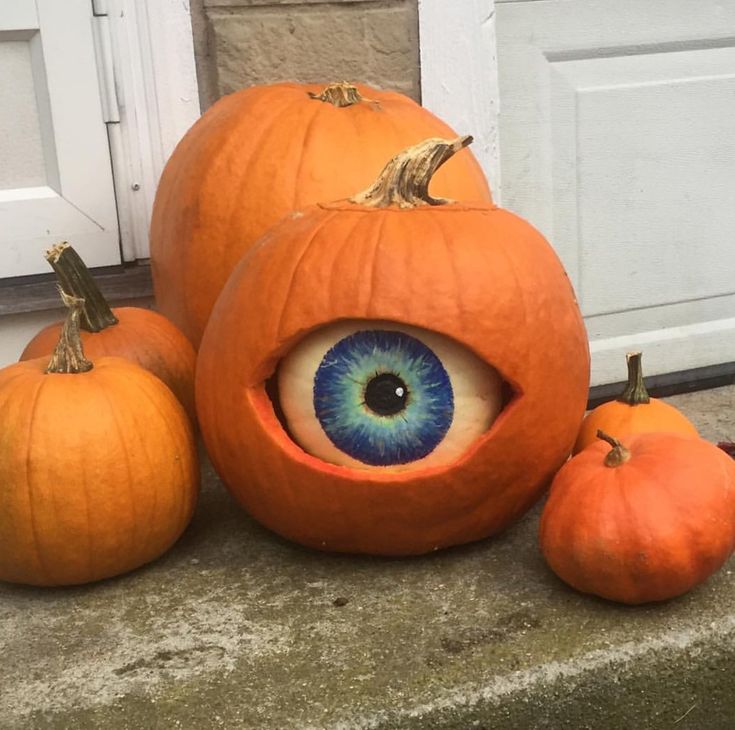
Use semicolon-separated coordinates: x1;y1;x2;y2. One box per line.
395;387;405;397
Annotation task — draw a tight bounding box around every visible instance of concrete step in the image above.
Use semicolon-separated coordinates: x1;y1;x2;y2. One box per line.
2;386;735;729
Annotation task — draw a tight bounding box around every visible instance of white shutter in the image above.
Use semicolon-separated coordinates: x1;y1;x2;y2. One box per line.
0;0;120;278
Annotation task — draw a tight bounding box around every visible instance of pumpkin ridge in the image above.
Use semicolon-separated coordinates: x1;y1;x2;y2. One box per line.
22;375;54;584
330;210;376;312
641;454;706;598
290;98;329;207
106;365;163;555
274;210;344;342
433;210;469;333
122;368;179;549
365;210;389;317
153;98;230;264
91;367;142;565
657;447;733;577
184;91;298;337
138;364;196;535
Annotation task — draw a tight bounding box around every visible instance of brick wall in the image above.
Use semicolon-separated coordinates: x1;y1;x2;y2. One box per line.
190;0;420;110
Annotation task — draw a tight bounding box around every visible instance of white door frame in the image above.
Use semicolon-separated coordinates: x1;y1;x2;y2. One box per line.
93;0;200;262
418;0;501;200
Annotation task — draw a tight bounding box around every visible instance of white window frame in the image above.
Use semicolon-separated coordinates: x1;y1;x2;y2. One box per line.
94;0;200;262
418;0;502;201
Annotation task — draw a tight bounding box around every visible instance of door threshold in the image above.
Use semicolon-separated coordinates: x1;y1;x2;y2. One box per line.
0;260;152;316
589;362;735;409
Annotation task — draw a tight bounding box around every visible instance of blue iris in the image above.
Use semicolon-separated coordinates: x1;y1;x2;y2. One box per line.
313;330;454;466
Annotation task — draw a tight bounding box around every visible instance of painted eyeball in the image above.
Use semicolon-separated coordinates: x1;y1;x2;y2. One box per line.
277;320;505;471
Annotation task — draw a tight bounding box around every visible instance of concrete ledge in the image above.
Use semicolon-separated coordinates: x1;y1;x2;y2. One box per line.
2;386;735;728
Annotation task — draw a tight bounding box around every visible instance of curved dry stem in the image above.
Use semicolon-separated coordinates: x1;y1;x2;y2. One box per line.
596;429;631;468
307;81;363;108
350;136;473;209
45;288;93;374
45;242;118;333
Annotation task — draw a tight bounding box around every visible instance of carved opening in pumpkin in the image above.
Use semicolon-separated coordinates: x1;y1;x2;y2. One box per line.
262;320;518;473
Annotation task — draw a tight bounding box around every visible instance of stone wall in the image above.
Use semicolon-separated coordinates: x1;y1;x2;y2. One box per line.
190;0;420;110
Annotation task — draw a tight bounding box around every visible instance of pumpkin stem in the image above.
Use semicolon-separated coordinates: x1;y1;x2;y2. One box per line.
350;136;474;209
617;351;650;405
45;242;119;333
307;82;364;108
596;430;631;468
45;288;93;374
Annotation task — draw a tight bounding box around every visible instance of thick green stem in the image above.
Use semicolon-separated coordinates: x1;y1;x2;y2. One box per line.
45;242;118;333
350;136;473;209
307;82;363;107
617;351;650;405
596;430;631;468
45;289;93;374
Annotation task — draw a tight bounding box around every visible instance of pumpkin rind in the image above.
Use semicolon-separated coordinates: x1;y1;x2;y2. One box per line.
21;307;197;423
196;190;590;555
0;355;199;587
540;432;735;604
573;352;697;453
150;82;492;346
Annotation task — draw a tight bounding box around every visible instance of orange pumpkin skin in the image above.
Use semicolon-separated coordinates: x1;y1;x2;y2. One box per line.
540;433;735;604
573;352;697;453
150;82;492;347
20;307;197;423
0;356;199;586
196;201;590;556
573;399;698;453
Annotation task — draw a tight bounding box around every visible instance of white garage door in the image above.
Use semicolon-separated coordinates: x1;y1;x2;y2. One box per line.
495;0;735;385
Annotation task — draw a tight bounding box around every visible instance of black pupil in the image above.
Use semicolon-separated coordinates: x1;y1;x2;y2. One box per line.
364;373;409;417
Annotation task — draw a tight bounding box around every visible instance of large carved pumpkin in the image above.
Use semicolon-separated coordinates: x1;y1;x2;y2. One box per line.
150;82;491;346
196;137;590;556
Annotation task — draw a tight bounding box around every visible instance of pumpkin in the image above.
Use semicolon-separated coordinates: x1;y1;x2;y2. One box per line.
0;290;199;586
195;136;590;556
540;431;735;604
20;243;197;422
150;81;492;347
573;351;697;453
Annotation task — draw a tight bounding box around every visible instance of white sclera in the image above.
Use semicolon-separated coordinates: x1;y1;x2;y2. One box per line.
277;320;505;472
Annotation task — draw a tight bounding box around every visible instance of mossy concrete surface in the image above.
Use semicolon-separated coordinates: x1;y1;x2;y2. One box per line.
3;386;735;729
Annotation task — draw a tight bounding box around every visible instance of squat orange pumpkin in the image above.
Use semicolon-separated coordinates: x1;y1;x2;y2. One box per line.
541;431;735;604
196;137;590;556
1;291;199;586
150;81;492;346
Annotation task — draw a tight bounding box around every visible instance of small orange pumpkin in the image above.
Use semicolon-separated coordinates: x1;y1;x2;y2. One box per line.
0;290;199;586
573;351;697;453
150;81;492;347
20;243;197;422
540;431;735;604
196;137;590;556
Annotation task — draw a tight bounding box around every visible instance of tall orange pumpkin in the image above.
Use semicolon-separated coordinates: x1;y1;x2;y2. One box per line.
150;82;492;346
196;137;590;556
0;291;199;586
